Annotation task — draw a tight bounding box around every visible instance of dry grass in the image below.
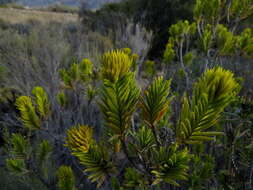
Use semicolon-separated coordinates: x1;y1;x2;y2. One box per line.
0;8;78;24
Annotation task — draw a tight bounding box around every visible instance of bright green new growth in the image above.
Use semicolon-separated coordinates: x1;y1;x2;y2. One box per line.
216;24;235;55
101;50;133;82
201;25;212;53
57;166;76;190
60;63;79;88
65;125;115;187
169;20;196;42
163;43;175;64
80;58;93;81
59;58;93;89
66;125;93;153
15;86;51;130
32;86;50;119
177;67;239;144
16;96;41;129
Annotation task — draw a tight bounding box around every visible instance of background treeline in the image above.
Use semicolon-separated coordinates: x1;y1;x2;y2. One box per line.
1;0;253;190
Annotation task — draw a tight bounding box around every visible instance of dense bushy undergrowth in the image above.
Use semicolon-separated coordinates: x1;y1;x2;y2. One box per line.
1;0;253;190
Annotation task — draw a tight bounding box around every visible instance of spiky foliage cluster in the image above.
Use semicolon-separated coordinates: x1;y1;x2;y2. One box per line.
139;76;172;145
101;50;133;82
187;154;215;189
122;168;148;188
151;145;189;186
100;72;140;138
5;134;30;177
80;58;93;81
66;50;239;189
169;20;196;43
32;86;51;119
15;96;41;130
58;57;98;110
74;144;116;188
57;166;76;190
36;140;53;179
66;125;115;187
5;86;79;190
100;50;140;138
177;67;239;144
6;131;76;189
6;158;28;176
9;133;31;159
130;126;155;153
66;125;93;153
5;131;55;182
163;43;175;64
15;86;50;130
140;77;171;128
56;91;67;108
60;58;94;89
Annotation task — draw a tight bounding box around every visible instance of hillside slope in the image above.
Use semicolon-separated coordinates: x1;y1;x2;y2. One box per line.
0;7;78;23
17;0;121;9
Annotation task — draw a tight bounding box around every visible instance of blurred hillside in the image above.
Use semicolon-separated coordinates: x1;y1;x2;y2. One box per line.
0;7;78;23
17;0;121;9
